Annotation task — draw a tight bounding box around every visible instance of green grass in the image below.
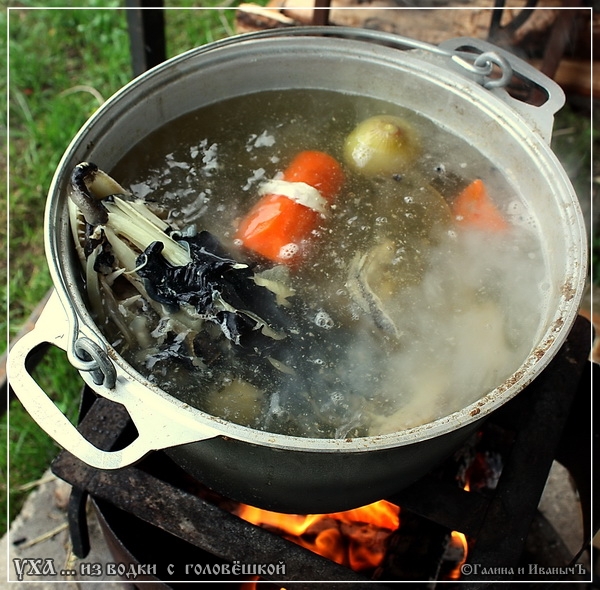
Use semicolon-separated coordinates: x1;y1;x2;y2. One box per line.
8;6;130;338
5;2;253;534
5;3;134;534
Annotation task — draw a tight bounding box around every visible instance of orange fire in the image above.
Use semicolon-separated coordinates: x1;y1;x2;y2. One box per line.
447;531;469;580
445;472;472;579
235;499;400;572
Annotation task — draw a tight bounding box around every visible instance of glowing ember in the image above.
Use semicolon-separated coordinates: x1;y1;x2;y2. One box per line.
235;500;400;572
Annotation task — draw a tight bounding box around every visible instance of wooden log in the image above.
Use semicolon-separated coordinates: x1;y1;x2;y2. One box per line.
374;510;450;581
236;1;595;98
538;58;600;99
235;3;299;34
270;0;564;46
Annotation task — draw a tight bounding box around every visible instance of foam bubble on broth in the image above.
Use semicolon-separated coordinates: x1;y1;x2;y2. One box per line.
278;243;299;260
103;89;548;439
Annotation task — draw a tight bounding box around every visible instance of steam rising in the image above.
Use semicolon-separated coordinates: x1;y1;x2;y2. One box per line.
366;227;545;434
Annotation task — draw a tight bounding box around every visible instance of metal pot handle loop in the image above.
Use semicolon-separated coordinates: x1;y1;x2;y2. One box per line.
452;50;513;89
8;291;220;469
71;336;117;388
439;36;565;144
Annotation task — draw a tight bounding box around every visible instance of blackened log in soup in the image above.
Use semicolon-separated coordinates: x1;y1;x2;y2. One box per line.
78;89;548;439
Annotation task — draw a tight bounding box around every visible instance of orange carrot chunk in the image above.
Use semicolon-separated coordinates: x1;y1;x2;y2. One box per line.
235;150;344;265
452;179;509;232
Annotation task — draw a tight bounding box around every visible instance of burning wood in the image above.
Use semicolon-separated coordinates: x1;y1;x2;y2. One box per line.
234;500;399;572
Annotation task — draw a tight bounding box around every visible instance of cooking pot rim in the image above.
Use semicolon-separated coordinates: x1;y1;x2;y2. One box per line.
43;27;588;454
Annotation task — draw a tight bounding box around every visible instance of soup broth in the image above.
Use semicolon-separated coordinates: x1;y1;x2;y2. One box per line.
84;88;547;438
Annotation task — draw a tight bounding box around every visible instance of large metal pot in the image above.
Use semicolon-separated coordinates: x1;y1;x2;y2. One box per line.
9;27;587;513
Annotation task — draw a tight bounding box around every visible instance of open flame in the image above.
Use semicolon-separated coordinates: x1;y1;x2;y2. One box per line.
232;448;503;583
447;531;469;580
443;455;483;580
235;499;400;572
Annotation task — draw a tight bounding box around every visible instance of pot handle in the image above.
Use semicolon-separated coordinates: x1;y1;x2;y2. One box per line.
438;36;565;144
8;290;221;470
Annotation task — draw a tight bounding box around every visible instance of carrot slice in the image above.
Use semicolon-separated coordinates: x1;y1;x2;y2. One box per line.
235;151;344;265
281;150;344;202
452;179;508;232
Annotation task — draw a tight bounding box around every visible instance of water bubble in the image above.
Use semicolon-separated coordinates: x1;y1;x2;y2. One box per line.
279;243;299;260
314;310;334;329
507;200;522;214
